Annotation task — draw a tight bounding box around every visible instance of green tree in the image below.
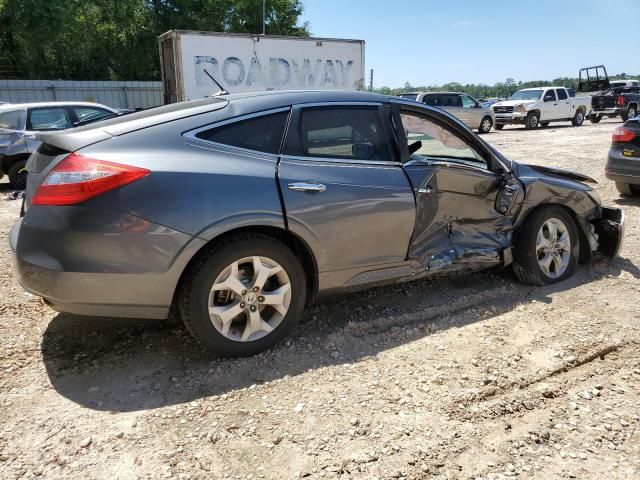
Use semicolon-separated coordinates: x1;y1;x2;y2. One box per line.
0;0;309;80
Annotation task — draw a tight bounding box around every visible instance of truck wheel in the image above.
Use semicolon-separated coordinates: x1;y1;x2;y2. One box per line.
178;234;306;357
572;109;585;126
8;160;28;190
478;116;493;134
512;206;579;286
540;122;550;128
494;124;504;130
615;181;640;196
524;112;539;129
589;114;602;124
621;105;637;122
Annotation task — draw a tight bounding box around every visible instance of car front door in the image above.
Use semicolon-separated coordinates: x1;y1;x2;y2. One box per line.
393;104;519;271
278;103;416;275
541;89;559;120
555;88;571;118
459;94;481;128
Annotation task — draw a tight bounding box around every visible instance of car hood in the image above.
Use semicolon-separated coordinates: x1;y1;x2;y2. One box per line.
517;163;597;184
493;99;537;108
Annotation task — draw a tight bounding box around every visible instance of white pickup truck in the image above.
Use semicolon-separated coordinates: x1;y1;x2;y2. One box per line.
491;87;591;130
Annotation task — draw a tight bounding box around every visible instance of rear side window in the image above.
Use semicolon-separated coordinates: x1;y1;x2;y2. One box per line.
287;106;391;162
556;89;568;100
29;108;72;130
73;107;113;124
0;109;26;130
195;111;289;154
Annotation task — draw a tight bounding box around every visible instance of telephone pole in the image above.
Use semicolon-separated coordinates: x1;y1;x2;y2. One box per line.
262;0;266;35
369;69;373;92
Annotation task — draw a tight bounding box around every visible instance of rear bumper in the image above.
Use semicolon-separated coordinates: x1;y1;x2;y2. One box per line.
605;151;640;185
591;107;621;116
10;207;207;319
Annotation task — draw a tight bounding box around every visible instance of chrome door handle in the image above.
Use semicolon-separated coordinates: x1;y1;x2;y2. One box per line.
417;186;434;194
287;182;327;193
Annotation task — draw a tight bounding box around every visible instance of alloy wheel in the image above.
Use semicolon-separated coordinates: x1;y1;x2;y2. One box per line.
536;218;571;278
208;256;291;342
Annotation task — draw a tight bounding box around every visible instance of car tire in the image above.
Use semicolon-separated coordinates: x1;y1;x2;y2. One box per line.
494;124;504;130
572;109;585;126
8;160;28;190
512;206;579;286
478;116;493;134
621;105;637;122
589;114;603;124
524;112;539;129
540;122;550;128
615;181;640;196
178;234;306;357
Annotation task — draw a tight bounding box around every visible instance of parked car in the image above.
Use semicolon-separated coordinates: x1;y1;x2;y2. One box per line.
10;91;624;357
491;87;591;130
606;115;640;196
481;97;505;108
399;92;495;133
589;85;640;124
0;102;119;189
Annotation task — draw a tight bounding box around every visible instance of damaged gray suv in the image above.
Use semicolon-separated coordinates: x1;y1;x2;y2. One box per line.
10;91;624;357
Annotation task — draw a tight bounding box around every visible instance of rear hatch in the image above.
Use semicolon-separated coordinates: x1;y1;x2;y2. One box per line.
613;118;640;158
591;93;618;111
23;97;228;212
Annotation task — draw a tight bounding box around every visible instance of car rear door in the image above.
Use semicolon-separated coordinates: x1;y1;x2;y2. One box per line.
393;103;519;270
278;103;416;273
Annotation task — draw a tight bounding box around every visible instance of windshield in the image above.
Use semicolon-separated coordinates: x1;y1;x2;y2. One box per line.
509;90;543;101
0;109;26;130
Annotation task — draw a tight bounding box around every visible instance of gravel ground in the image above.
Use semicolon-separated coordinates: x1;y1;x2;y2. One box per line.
0;119;639;480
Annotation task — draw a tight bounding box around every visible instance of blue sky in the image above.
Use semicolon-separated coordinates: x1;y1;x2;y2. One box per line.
299;0;640;88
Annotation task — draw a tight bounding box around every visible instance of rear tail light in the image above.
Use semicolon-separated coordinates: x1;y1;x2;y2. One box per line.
31;153;150;206
616;95;625;107
612;127;636;143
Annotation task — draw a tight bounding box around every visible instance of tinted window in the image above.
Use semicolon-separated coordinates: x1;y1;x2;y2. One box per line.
292;107;391;162
400;94;418;101
29;108;72;130
544;90;557;101
556;89;568;100
441;95;461;107
400;110;484;165
423;95;438;106
195;111;288;154
73;107;113;124
0;109;26;130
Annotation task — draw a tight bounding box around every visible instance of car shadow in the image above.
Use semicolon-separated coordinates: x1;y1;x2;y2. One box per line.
614;196;640;206
41;256;638;412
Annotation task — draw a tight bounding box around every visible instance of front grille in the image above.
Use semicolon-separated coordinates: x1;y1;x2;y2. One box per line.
493;106;514;114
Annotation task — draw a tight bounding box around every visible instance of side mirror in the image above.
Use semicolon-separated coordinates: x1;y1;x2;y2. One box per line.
408;141;422;155
544;95;554;102
352;143;375;160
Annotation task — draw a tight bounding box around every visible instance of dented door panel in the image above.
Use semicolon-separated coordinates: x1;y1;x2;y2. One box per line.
404;161;520;271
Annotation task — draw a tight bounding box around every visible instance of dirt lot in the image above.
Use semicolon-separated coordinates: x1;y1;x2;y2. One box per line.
1;119;639;480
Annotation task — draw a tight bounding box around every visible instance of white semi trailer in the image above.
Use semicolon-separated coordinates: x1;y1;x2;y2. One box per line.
158;30;365;103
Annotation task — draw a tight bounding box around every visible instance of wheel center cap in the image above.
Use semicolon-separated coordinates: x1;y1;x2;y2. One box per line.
244;292;258;305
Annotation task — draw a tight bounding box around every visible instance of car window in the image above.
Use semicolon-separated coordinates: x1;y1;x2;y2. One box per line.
73;107;113;124
290;106;392;162
544;90;557;101
400;93;418;101
441;95;462;108
461;95;476;109
29;108;72;130
400;110;485;166
194;111;288;154
556;89;568;100
0;109;26;130
423;95;437;106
